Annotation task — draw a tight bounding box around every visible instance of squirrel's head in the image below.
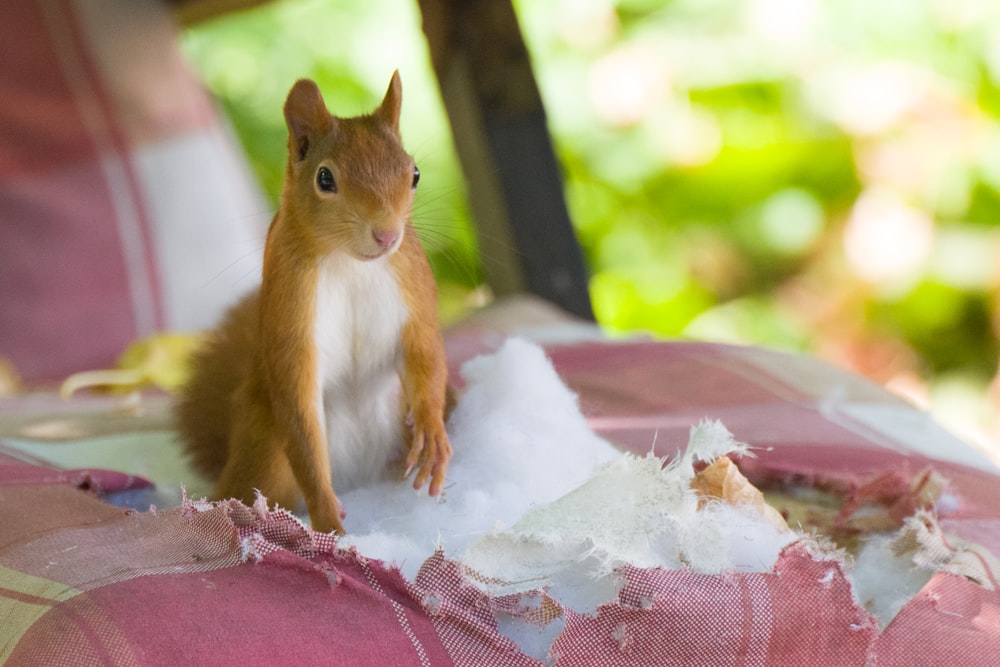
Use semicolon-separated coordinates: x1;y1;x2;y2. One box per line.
282;72;418;261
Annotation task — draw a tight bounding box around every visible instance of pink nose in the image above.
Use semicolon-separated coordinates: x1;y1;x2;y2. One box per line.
373;229;399;249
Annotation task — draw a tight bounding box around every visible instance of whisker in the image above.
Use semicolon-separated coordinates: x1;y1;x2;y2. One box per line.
413;211;529;268
414;186;465;209
215;206;278;227
232;265;263;290
200;245;265;288
412;226;479;258
427;247;482;288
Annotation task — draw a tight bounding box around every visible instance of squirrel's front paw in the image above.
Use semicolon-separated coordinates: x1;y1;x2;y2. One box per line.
405;417;452;497
309;495;347;535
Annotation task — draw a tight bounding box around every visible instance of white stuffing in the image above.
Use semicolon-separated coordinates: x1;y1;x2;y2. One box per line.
851;533;935;629
337;338;621;578
340;338;798;593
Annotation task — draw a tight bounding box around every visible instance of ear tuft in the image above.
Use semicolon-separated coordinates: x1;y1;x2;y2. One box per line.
283;79;334;161
375;71;402;133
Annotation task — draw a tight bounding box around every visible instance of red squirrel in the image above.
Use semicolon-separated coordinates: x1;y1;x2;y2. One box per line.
176;72;452;534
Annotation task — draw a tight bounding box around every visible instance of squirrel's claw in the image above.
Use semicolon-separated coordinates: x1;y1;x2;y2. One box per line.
405;420;451;497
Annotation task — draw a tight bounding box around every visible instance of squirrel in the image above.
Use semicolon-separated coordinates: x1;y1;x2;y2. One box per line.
175;72;452;535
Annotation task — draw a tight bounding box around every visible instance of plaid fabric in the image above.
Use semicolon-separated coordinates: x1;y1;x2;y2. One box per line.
551;550;877;666
0;0;264;382
3;339;1000;664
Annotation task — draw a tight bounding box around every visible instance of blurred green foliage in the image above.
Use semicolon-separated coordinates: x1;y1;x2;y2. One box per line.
182;0;1000;444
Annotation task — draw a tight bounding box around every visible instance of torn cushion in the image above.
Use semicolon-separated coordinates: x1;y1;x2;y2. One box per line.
3;337;1000;665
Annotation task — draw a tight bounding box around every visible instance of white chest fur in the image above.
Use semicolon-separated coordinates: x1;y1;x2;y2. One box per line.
312;254;410;491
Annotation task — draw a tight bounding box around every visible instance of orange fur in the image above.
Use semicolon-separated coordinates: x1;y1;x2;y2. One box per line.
175;73;451;534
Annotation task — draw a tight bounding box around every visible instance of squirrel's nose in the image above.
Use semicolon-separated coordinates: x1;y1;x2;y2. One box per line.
372;228;400;249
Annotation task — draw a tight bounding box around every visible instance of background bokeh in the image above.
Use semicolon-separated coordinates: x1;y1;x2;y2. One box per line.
181;0;1000;457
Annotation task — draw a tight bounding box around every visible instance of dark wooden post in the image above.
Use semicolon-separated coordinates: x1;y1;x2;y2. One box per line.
417;0;594;320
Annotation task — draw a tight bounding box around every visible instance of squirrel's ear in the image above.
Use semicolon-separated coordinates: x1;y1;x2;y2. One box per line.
375;71;402;133
284;79;334;161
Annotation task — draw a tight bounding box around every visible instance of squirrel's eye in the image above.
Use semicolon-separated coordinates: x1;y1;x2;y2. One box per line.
411;165;420;189
316;166;337;193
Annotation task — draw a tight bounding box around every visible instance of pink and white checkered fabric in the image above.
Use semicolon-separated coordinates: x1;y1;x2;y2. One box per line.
0;0;264;382
3;338;1000;664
